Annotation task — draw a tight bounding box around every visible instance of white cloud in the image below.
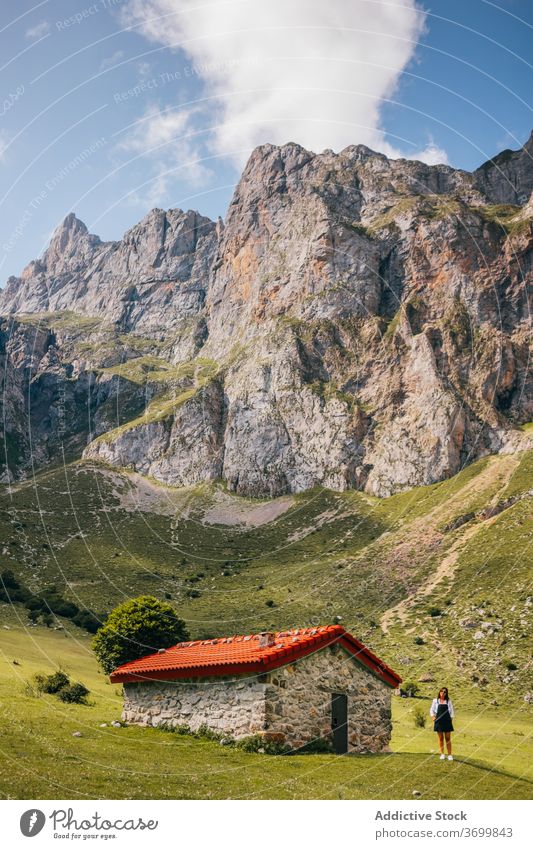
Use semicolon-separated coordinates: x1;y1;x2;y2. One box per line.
117;106;212;206
122;0;429;162
410;142;449;166
25;20;50;40
99;50;126;71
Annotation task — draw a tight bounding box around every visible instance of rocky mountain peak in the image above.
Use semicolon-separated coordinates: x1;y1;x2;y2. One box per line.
474;130;533;205
0;134;531;497
39;212;102;274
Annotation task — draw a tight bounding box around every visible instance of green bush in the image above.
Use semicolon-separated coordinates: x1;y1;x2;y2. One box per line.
414;636;425;645
428;607;442;617
46;596;79;618
92;595;189;674
34;671;70;694
237;735;290;755
72;610;103;634
0;569;19;589
57;682;90;704
194;724;223;742
413;705;426;728
400;680;420;698
0;571;100;634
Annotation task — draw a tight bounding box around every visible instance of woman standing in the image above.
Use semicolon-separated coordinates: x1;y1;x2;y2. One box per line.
430;687;455;760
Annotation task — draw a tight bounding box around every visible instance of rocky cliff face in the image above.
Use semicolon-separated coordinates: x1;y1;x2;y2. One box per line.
1;208;218;358
1;133;531;495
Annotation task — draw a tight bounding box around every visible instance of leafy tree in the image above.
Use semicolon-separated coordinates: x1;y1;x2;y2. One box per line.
92;595;188;674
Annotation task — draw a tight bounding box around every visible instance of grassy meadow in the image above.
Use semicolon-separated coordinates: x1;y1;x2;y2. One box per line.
0;450;532;799
0;614;531;800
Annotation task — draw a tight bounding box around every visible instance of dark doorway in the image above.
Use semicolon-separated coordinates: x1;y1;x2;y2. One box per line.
331;692;348;754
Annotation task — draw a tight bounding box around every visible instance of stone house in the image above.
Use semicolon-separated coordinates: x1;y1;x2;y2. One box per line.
110;625;401;753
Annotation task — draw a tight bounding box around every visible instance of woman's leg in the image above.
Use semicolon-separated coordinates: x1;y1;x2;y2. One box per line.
445;732;452;754
437;732;444;754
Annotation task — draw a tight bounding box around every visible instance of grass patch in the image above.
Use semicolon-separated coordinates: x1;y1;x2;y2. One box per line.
0;621;531;799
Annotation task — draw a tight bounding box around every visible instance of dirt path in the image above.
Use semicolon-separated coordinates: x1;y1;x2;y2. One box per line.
380;522;481;633
380;454;521;634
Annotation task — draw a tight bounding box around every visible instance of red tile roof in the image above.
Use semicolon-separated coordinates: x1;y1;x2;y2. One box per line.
110;625;401;687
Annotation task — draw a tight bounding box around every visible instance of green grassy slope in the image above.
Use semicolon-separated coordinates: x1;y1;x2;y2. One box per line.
1;453;531;703
0;616;530;799
0;451;531;798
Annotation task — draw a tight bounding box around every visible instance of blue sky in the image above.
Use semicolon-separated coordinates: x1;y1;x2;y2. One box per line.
0;0;531;282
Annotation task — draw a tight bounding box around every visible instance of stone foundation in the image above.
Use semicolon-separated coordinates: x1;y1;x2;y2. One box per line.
122;644;392;752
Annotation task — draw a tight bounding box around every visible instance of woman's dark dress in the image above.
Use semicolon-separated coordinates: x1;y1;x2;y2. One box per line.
434;700;454;733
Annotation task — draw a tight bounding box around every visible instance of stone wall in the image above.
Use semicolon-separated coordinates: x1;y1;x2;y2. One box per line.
121;644;393;753
263;644;392;753
122;675;267;738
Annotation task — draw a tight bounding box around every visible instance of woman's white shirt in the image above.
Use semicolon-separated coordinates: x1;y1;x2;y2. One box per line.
430;697;454;718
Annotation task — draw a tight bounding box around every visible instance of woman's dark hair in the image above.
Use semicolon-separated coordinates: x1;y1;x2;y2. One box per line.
437;687;449;701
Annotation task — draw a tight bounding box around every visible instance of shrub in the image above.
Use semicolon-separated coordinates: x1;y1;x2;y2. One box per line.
414;636;425;645
46;597;79;618
0;569;19;589
92;595;189;674
265;600;275;608
25;597;46;612
0;570;100;633
0;582;31;604
237;735;290;755
194;724;223;742
72;610;103;634
400;680;420;697
506;661;518;671
428;607;442;617
413;705;426;728
58;682;90;704
34;671;70;694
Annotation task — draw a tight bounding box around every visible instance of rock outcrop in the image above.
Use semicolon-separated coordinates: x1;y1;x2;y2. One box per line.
1;133;531;495
1;208;218;357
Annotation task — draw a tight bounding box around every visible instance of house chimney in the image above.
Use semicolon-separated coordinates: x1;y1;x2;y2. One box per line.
259;632;276;648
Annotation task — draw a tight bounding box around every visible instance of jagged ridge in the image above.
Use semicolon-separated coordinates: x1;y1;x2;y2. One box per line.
0;133;532;495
